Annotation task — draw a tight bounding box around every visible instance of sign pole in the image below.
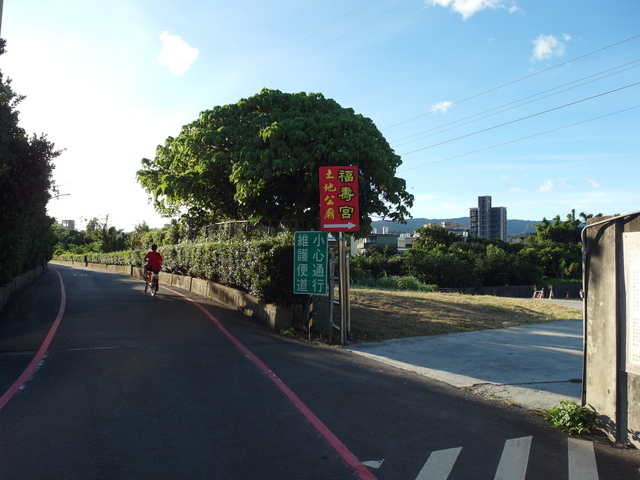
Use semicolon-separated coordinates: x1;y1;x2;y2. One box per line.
318;166;359;345
328;248;336;345
345;240;351;338
339;232;348;345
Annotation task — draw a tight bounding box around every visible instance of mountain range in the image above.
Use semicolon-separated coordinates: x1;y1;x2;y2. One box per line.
370;217;540;236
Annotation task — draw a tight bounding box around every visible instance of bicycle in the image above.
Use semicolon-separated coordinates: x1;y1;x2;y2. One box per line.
144;269;160;296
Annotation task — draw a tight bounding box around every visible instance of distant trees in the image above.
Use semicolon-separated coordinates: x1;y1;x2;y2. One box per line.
526;210;596;280
0;39;59;286
51;216;126;255
351;211;591;288
51;218;190;255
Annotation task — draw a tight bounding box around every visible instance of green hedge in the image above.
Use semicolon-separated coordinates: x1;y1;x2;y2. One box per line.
55;235;296;305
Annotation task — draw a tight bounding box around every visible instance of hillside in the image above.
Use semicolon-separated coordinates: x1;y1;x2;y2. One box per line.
371;217;539;236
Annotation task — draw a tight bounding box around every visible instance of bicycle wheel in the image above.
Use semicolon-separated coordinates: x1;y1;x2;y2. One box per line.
151;281;158;296
144;280;149;294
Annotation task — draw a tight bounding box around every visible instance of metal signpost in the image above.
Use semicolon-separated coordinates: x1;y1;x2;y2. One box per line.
319;166;359;345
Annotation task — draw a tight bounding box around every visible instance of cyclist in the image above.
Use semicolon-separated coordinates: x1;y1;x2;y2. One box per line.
144;244;163;281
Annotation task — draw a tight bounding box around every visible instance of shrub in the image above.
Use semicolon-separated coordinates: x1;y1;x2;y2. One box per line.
353;275;436;292
55;234;296;305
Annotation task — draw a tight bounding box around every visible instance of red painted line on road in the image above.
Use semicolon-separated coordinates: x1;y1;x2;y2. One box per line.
0;268;67;411
168;287;378;480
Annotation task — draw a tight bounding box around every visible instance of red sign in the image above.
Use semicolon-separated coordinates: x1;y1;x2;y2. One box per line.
319;166;360;232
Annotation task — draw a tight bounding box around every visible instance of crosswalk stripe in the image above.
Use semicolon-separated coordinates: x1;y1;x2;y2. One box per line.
415;436;604;480
415;447;462;480
568;437;599;480
494;436;532;480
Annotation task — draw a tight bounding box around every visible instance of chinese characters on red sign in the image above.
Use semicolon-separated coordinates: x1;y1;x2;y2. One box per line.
319;166;360;232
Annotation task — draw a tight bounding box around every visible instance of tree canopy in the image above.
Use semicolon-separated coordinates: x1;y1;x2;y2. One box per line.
137;88;414;235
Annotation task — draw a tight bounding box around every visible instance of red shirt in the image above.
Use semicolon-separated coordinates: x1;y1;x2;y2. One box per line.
145;251;163;271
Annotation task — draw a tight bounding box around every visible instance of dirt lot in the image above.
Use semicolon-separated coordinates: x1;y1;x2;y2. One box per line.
309;288;582;343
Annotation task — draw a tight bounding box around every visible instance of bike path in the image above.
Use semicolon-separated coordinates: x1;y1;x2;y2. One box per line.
0;265;362;479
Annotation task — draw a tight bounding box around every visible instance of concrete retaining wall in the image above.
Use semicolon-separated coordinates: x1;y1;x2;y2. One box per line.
52;261;293;330
0;265;48;313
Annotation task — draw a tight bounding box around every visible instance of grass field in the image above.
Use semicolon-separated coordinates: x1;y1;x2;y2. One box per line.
310;288;582;343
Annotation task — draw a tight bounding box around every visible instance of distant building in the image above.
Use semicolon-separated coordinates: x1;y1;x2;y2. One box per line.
469;196;507;241
397;233;414;252
354;227;400;253
422;221;469;238
61;220;75;230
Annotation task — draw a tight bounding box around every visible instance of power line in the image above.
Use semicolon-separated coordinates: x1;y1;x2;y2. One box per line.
398;81;640;156
382;34;640;131
398;105;640;173
391;59;640;147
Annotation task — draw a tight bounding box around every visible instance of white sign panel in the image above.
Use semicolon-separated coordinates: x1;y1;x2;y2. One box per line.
623;232;640;374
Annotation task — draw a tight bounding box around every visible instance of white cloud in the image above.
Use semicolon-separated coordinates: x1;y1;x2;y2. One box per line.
588;179;601;188
440;202;456;210
158;31;199;75
531;34;567;62
426;0;519;20
539;180;572;192
431;101;454;113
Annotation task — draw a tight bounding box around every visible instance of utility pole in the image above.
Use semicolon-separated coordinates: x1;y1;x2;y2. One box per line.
0;0;4;37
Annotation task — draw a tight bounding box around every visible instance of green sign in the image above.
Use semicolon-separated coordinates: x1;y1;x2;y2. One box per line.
293;231;328;295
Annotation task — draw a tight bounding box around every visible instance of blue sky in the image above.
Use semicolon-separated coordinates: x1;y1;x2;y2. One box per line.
2;0;639;230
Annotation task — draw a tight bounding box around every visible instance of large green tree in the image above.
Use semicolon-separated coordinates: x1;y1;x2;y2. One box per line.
137;88;414;235
0;39;59;285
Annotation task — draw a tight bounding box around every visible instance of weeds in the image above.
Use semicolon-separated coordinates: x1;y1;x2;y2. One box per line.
544;401;596;434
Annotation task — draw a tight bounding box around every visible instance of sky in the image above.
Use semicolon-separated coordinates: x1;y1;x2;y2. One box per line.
2;0;639;231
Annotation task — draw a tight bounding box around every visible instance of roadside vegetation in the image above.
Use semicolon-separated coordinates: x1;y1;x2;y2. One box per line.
0;40;59;286
50;210;592;309
544;401;596;434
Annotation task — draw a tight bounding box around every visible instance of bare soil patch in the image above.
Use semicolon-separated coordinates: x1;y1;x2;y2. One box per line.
309;288;581;343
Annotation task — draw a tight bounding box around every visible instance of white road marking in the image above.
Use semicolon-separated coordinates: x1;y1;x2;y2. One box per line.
363;460;384;469
494;436;532;480
568;437;599;480
415;447;462;480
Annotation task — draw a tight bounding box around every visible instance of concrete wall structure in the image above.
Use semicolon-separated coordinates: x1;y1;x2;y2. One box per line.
0;265;47;313
583;212;640;447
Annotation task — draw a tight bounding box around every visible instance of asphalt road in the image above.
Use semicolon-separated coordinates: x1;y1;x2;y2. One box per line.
0;264;638;480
